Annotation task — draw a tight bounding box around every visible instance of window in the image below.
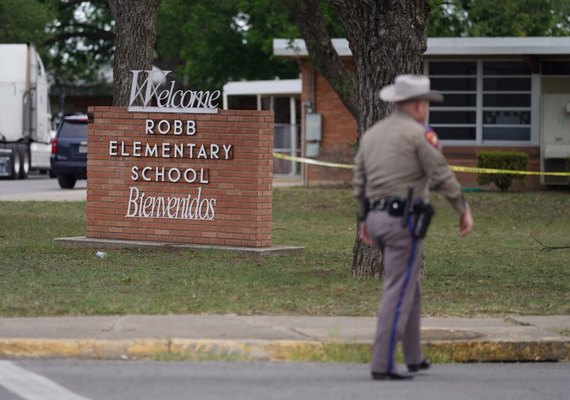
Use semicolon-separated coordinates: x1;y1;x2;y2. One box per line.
59;120;88;139
542;61;570;75
427;60;533;143
428;62;477;140
482;62;531;141
483;62;530;75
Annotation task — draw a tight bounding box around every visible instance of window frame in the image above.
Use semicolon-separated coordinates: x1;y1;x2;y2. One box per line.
426;61;478;141
425;59;540;147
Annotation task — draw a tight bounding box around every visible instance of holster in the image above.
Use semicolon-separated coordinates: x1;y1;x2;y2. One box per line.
412;202;435;239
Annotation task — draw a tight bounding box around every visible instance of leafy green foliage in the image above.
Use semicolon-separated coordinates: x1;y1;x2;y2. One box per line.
477;151;529;191
0;0;54;45
155;0;301;91
44;0;114;94
5;0;569;97
155;0;346;91
429;0;570;37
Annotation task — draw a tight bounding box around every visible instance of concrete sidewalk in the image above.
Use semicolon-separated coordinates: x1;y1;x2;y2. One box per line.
0;314;568;362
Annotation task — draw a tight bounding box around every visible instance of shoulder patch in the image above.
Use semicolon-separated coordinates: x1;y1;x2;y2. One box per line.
424;128;440;149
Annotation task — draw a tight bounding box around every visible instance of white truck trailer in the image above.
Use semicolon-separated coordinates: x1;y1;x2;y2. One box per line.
0;43;53;179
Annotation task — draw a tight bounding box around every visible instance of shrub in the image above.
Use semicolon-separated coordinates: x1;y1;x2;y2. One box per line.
477;151;529;191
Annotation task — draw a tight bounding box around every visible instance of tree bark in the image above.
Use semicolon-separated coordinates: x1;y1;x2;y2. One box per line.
289;0;430;278
107;0;161;106
352;237;384;278
329;0;430;136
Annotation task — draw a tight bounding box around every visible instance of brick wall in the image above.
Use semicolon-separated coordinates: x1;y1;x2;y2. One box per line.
301;62;357;184
86;106;274;247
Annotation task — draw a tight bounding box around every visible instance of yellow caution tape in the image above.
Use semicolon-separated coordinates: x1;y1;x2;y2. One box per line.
273;152;354;170
448;165;570;176
273;152;570;177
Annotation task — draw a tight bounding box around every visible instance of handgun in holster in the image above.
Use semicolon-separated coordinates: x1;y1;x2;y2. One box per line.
402;187;435;239
412;202;435;239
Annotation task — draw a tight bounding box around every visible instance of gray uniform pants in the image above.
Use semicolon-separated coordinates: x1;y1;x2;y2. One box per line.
366;210;424;374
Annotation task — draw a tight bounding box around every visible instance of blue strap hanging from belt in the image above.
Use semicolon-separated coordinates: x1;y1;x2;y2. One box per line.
387;225;418;373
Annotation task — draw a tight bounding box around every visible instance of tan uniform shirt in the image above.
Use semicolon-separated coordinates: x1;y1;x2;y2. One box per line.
352;110;467;220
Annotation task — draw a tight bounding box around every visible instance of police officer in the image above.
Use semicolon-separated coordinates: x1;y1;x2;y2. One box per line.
352;75;474;381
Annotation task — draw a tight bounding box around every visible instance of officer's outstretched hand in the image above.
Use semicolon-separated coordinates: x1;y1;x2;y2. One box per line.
459;209;474;237
359;222;373;246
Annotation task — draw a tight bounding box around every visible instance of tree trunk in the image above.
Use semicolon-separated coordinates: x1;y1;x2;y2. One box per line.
107;0;161;106
289;0;430;278
331;0;429;278
352;237;384;278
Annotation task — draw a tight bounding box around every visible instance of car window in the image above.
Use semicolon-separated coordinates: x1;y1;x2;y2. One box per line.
59;121;87;138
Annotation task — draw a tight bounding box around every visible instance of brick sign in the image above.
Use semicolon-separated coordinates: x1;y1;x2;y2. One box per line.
86;107;274;247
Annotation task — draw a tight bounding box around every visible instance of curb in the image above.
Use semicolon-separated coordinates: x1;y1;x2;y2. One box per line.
1;339;568;362
424;340;570;362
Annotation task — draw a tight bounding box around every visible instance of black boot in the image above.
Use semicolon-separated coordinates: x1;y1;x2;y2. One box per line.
407;359;431;373
371;372;414;381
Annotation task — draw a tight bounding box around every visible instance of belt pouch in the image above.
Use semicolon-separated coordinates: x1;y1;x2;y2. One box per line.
387;199;404;217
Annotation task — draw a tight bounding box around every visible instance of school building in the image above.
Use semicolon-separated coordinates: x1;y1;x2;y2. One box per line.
226;37;570;189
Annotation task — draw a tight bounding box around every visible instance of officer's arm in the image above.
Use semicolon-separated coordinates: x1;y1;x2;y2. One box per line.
416;130;467;215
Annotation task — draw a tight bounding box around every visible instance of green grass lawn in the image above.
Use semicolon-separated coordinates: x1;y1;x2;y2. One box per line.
0;187;568;317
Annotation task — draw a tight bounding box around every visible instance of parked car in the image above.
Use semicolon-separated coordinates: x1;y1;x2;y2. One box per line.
50;114;88;189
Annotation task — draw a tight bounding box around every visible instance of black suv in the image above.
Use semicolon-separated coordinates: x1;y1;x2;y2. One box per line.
50;114;88;189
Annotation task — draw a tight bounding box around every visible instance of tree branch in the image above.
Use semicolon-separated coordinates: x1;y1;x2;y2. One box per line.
530;233;570;252
284;0;358;119
44;24;115;47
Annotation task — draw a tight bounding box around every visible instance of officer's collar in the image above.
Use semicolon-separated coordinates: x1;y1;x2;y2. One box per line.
392;109;424;125
392;109;415;120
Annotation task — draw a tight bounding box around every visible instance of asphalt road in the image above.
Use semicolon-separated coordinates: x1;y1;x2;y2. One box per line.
0;360;568;400
0;174;298;202
0;173;86;201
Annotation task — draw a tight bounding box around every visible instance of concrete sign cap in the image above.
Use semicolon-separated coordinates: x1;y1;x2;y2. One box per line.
379;74;444;103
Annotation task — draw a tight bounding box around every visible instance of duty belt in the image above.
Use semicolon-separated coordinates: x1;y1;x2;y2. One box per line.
369;197;409;217
369;197;435;239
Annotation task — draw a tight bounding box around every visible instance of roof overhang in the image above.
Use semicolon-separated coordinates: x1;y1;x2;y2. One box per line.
274;37;570;58
223;79;301;96
274;39;351;58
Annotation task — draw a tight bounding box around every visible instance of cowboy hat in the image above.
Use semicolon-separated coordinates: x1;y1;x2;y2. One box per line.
379;74;443;103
